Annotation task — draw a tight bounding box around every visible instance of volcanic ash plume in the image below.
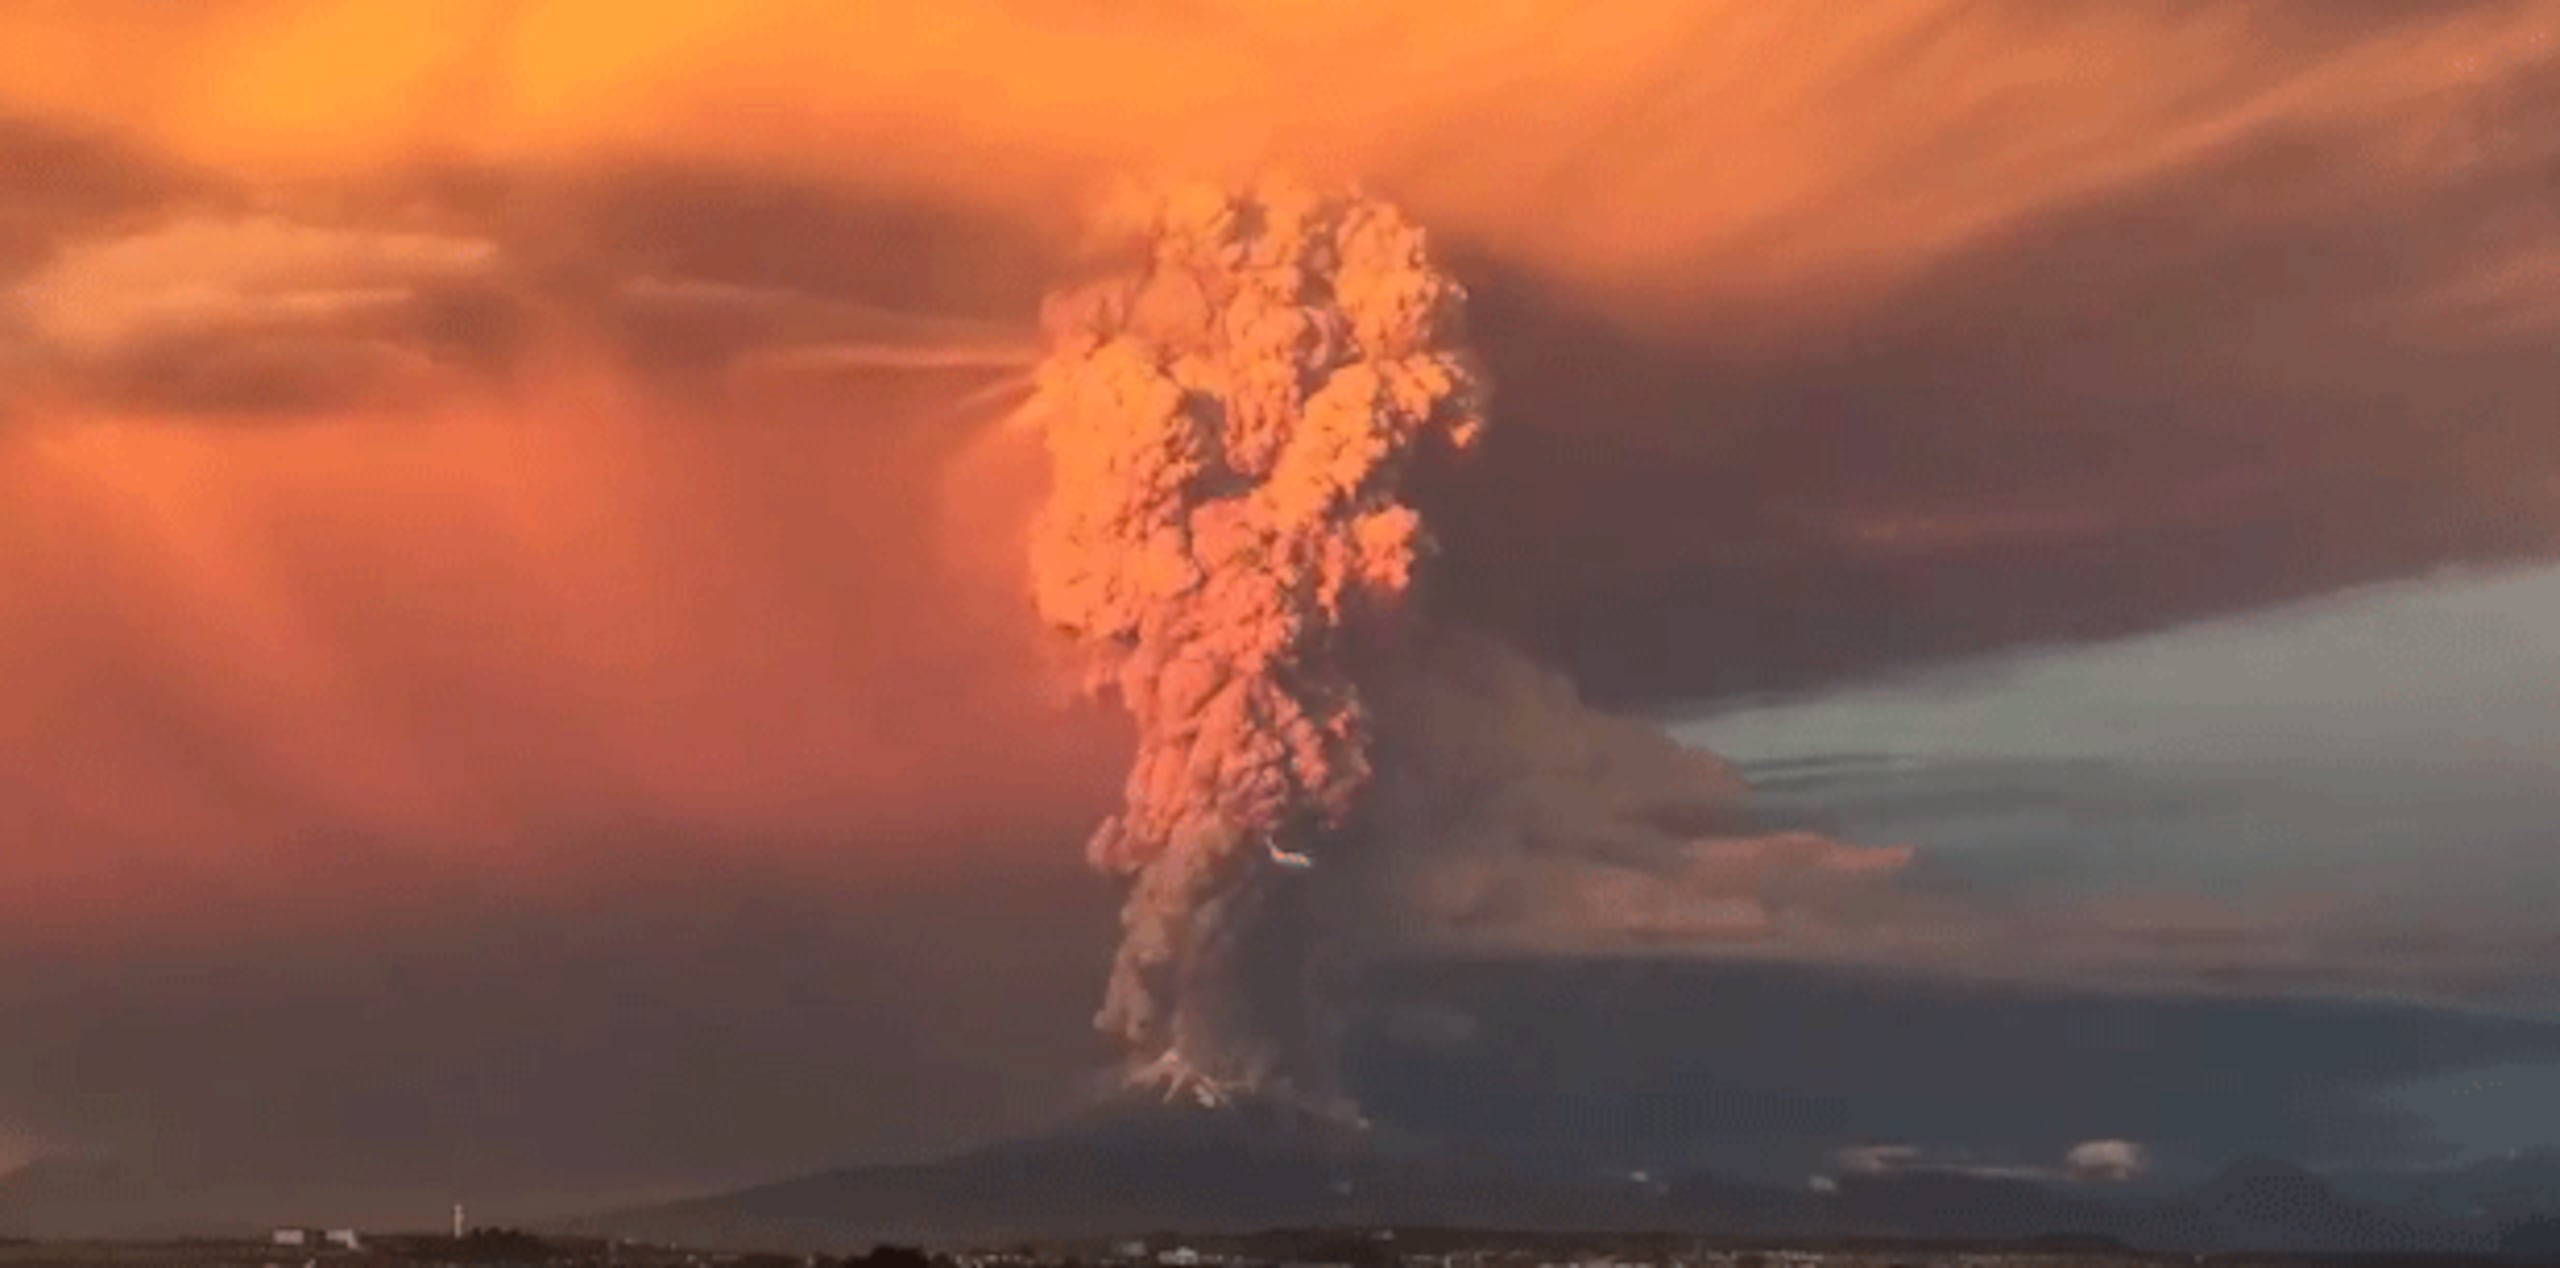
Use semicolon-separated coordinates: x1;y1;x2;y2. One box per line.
1023;180;1483;1106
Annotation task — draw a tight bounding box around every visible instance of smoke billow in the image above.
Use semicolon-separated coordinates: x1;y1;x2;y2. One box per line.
1020;178;1917;1109
1022;179;1482;1108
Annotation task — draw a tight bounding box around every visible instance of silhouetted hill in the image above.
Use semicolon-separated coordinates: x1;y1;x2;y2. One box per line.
2159;1158;2491;1255
581;1103;2520;1255
2333;1147;2560;1225
580;1096;1775;1249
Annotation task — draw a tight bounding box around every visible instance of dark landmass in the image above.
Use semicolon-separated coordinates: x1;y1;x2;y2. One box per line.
575;1101;2555;1258
10;1104;2555;1259
0;1232;671;1268
0;1227;2547;1268
2332;1150;2560;1227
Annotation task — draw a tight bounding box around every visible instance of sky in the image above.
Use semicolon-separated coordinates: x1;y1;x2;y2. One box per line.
1687;563;2560;931
1682;563;2560;1164
3;0;2560;1228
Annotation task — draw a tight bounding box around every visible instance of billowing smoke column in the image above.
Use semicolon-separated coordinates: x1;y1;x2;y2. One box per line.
1024;179;1482;1107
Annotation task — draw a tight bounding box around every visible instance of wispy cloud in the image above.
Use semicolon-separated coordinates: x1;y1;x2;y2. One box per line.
1833;1137;2152;1185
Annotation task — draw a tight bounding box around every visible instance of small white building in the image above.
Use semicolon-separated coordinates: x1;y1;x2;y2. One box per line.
325;1230;362;1250
272;1230;310;1247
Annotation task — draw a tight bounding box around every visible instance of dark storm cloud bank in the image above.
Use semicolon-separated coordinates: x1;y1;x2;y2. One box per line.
1419;22;2560;699
0;855;1118;1225
1665;747;2560;1017
1734;752;2560;909
13;34;2560;697
12;867;2556;1224
1344;956;2560;1184
1432;125;2560;703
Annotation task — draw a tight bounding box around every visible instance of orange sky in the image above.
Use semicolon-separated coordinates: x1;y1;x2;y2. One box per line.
7;1;2553;329
0;354;1122;949
12;2;2560;1213
3;0;2558;952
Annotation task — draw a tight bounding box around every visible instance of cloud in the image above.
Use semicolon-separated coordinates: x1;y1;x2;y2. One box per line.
1657;571;2560;1012
1347;957;2560;1181
0;147;1130;964
0;0;2558;1204
10;3;2553;320
1829;1137;2151;1185
19;214;496;354
1434;832;1912;948
0;860;1120;1225
2067;1139;2154;1184
0;116;196;275
1355;631;1911;959
6;211;517;414
1418;834;2560;1015
1340;620;2560;1013
1836;1144;1925;1177
6;3;2558;696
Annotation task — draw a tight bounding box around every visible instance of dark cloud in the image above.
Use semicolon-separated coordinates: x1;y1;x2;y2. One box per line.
449;162;1060;386
553;165;1058;320
21;115;2555;693
0;150;1054;418
1674;654;2560;1006
1431;102;2560;701
0;116;201;277
11;33;2560;689
10;870;2551;1225
0;857;1118;1224
1344;957;2560;1182
8;206;528;417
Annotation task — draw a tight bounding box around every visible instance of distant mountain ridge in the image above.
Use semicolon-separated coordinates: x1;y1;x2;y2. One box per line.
577;1100;2521;1256
2;1113;2540;1254
2332;1146;2560;1223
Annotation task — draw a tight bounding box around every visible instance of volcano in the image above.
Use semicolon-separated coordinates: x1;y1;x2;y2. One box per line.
581;1099;2525;1256
576;1094;1799;1251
